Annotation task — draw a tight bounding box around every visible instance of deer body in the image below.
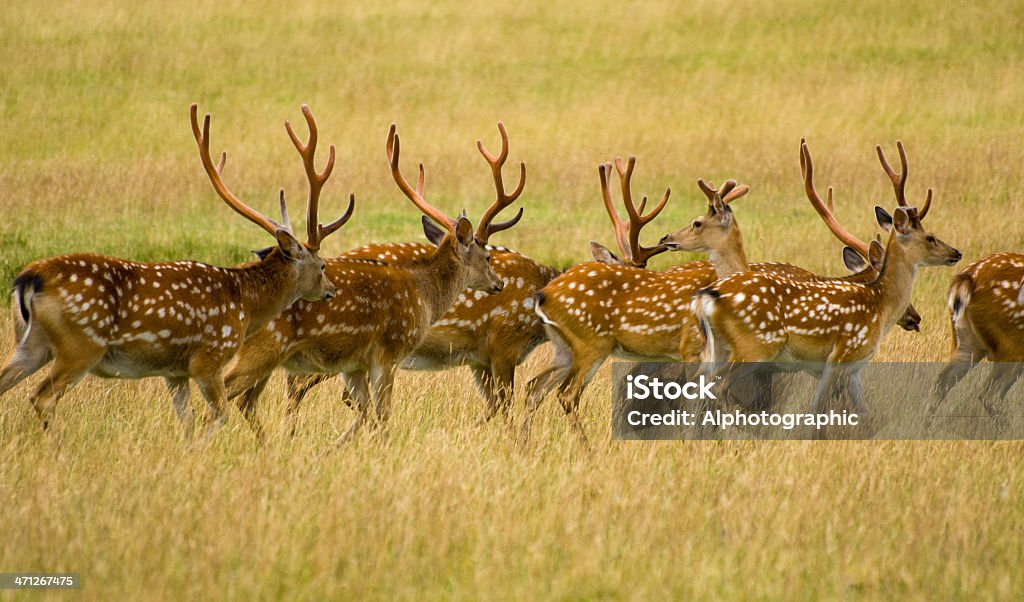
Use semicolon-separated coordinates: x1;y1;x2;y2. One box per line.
933;252;1024;407
697;227;947;365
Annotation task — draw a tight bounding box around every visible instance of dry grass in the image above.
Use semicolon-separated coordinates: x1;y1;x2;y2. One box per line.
1;0;1023;599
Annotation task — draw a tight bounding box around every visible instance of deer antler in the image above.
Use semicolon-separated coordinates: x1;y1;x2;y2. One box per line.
800;139;870;257
190;104;289;237
876;140;932;221
475;121;526;242
597;156;671;267
697;179;750;205
386;124;457;232
285;104;354;250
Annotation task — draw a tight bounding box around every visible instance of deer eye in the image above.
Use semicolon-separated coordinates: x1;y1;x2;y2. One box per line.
693;221;703;229
926;235;936;244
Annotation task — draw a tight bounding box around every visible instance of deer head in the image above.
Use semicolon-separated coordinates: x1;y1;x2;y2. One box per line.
873;142;961;269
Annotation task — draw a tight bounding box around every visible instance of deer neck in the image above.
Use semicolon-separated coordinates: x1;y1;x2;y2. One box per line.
708;227;749;278
231;253;302;337
407;237;469;324
873;234;917;329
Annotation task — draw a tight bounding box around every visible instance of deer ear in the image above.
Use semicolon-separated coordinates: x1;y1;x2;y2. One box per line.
718;203;733;228
454;216;475;247
711;194;727;216
893;207;912;234
590;241;621;264
275;229;303;260
842;247;867;272
421;215;446;246
875;206;893;232
252;247;275;261
868;239;885;268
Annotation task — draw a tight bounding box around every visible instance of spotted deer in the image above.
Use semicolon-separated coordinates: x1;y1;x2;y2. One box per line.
223;123;504;442
694;141;961;418
518;146;923;446
932;252;1024;411
326;122;560;422
0;103;349;433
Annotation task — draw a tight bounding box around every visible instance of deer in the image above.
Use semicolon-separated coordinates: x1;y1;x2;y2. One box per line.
0;103;350;434
222;123;504;443
931;252;1024;412
311;122;561;423
693;140;961;422
518;145;924;446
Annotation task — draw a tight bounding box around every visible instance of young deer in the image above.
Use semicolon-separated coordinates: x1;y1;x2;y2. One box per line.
932;252;1024;410
519;146;923;445
0;104;349;433
694;141;961;416
334;123;560;421
223;124;504;442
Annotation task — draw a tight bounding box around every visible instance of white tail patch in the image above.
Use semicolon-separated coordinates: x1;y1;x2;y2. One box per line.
948;277;973;325
534;298;554;325
692;292;718;364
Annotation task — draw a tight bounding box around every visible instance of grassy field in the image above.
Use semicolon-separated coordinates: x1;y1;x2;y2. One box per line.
1;0;1023;598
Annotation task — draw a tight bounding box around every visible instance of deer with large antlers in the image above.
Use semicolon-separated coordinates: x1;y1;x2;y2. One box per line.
931;252;1024;411
321;123;561;422
223;123;504;442
518;146;925;445
694;141;960;418
0;104;349;433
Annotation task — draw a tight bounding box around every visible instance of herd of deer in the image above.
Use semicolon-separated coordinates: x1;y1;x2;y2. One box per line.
1;104;1022;444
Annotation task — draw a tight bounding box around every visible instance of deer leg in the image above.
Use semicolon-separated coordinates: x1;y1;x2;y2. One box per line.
336;370;371;445
980;362;1024;413
282;373;333;437
191;362;229;439
0;324;52;397
846;368;868;414
932;319;988;412
472;362;516;424
235;375;270;443
286;373;334;407
491;359;516;420
519;329;575;448
224;344;282;402
554;344;609;448
471;365;501;422
809;363;845;439
29;349;101;431
165;377;195;438
370;363;397;430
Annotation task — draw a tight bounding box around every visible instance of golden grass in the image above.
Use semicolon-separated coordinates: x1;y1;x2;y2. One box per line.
1;0;1023;598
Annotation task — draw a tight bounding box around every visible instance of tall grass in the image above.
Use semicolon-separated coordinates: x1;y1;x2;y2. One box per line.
1;0;1022;598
